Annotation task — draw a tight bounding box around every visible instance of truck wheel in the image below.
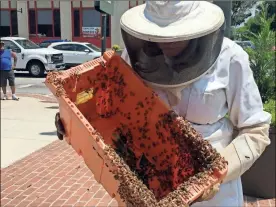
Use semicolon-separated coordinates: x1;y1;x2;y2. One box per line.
28;61;45;77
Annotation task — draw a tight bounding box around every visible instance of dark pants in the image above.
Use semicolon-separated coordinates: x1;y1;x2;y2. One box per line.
0;70;15;87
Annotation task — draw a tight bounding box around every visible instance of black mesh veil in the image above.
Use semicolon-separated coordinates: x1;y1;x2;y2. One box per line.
121;23;225;86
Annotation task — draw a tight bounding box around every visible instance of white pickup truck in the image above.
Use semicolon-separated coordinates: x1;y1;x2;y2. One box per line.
1;37;65;77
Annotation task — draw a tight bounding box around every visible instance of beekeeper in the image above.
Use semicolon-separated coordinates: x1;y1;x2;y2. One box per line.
55;1;271;206
119;1;272;206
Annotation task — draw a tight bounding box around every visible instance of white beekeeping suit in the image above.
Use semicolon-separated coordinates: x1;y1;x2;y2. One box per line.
120;1;271;206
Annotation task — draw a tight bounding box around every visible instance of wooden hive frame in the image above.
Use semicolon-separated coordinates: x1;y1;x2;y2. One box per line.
45;51;228;207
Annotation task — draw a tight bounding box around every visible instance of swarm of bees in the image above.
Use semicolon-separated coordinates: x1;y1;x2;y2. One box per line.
94;63;227;206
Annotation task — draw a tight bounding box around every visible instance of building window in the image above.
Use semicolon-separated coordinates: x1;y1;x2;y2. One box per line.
0;10;10;37
72;7;110;38
53;9;61;37
29;10;36;35
10;10;18;36
82;9;101;37
0;10;18;37
73;9;80;37
37;10;53;37
28;6;61;37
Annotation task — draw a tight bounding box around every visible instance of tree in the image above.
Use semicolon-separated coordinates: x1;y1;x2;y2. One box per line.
233;17;261;41
257;1;276;31
244;3;276;102
233;1;275;39
231;1;258;26
232;1;275;39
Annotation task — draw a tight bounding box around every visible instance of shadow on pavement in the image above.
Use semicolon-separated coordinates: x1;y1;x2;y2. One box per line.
14;72;47;78
15;73;46;78
45;106;59;109
40;100;58;104
40;131;57;136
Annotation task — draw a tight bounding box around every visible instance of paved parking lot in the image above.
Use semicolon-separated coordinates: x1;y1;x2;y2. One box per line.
14;72;49;95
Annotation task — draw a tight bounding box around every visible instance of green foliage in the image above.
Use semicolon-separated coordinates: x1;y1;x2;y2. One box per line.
264;99;276;127
234;1;276;41
241;3;276;102
233;2;275;126
257;1;276;31
112;44;121;52
232;26;250;41
233;16;263;41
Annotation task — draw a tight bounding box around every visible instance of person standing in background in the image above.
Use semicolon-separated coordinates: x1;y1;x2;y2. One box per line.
0;41;19;100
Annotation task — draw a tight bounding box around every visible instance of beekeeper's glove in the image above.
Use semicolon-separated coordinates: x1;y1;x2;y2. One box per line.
220;123;270;184
195;182;220;202
55;112;65;140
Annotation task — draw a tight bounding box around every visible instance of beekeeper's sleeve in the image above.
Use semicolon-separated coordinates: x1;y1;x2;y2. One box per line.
221;45;272;183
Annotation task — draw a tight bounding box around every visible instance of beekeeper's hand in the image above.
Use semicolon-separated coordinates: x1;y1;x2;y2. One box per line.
55;112;65;140
195;182;220;202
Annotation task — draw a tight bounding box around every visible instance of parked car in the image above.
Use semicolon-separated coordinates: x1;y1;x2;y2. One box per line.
1;37;65;77
48;42;101;68
39;39;70;48
235;41;255;49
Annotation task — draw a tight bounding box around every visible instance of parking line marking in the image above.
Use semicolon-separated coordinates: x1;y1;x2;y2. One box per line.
17;84;35;89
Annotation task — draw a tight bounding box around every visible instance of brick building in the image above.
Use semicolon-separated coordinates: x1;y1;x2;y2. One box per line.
0;0;145;48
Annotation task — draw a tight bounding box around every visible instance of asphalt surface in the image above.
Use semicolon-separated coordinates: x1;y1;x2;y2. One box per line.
13;71;50;95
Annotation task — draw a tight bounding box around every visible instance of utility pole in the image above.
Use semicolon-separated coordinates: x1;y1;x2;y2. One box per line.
101;14;107;56
213;1;232;38
95;1;114;55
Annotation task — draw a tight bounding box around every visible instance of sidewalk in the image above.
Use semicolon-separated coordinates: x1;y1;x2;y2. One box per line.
1;95;58;168
1;140;117;207
1;95;275;207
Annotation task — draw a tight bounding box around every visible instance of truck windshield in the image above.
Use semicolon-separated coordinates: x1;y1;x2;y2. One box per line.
86;43;101;52
15;39;40;49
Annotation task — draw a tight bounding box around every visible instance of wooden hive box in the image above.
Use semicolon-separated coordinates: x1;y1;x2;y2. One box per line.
45;51;228;207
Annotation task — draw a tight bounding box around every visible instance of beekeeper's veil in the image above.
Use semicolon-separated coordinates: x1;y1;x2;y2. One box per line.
120;1;225;89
